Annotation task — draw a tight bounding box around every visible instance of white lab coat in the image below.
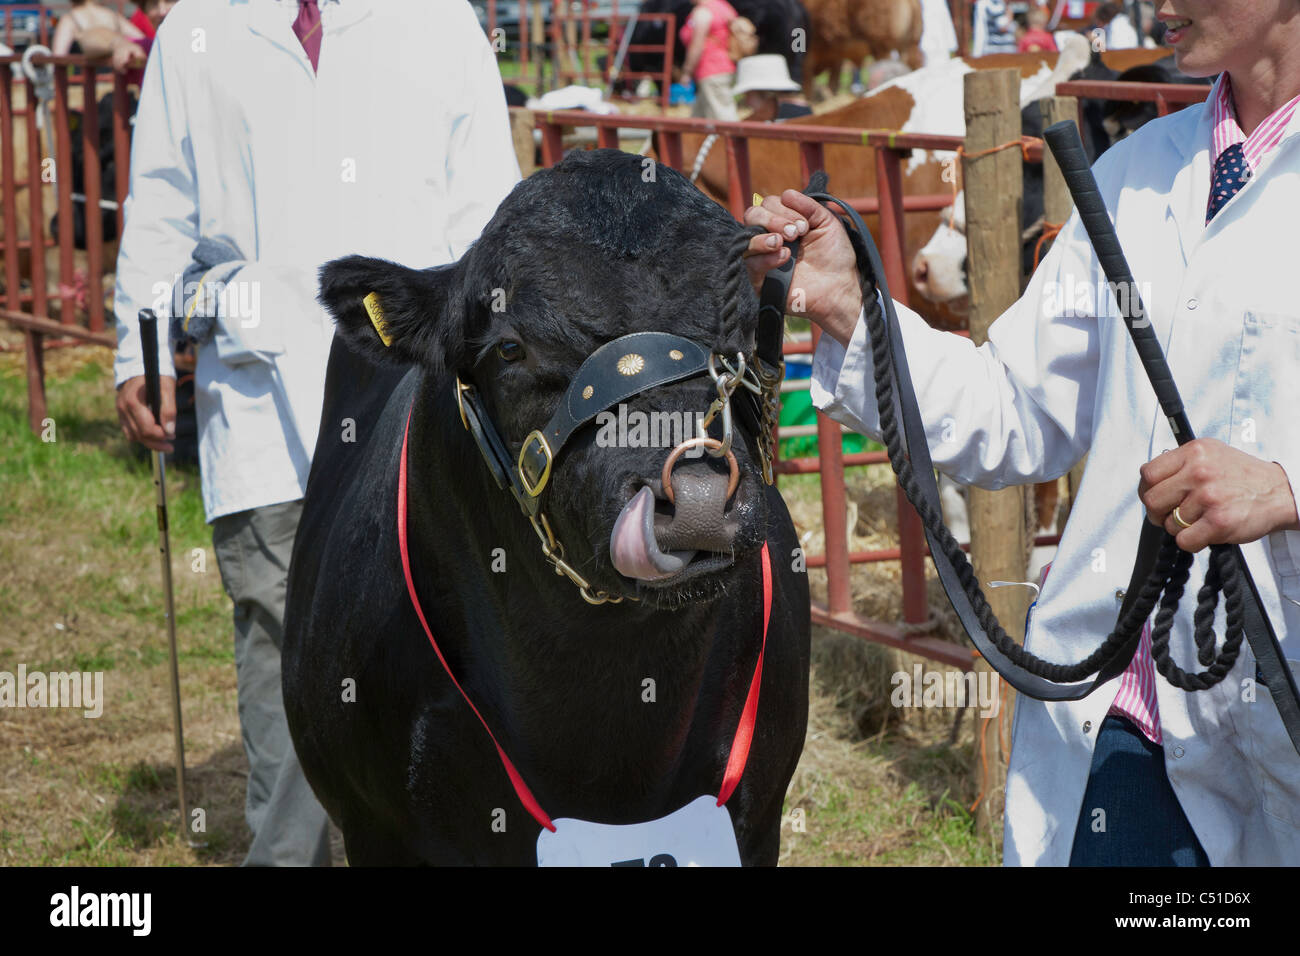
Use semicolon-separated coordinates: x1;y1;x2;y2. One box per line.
113;0;521;521
811;76;1300;865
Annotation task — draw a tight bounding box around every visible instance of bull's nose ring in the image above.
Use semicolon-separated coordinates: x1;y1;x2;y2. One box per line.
660;437;740;507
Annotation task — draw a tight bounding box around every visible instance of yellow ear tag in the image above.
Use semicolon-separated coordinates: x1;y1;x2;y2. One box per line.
364;292;393;347
752;193;763;207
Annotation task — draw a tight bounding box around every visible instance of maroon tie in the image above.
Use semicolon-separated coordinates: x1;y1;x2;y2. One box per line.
292;0;322;73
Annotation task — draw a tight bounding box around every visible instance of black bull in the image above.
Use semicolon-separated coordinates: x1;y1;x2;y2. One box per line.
283;149;811;866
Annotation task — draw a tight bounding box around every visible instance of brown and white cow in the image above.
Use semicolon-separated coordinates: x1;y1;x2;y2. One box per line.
802;0;924;95
911;51;1211;308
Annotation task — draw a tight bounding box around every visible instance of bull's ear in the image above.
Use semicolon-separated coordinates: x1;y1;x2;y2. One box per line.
317;255;465;372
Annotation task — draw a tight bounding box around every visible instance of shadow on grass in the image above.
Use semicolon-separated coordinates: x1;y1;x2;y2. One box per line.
103;742;250;865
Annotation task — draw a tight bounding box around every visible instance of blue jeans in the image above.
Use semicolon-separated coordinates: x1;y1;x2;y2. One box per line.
1068;715;1210;867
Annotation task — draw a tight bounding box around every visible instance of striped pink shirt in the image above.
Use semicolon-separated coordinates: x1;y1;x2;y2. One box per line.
1109;75;1300;744
1207;73;1300;214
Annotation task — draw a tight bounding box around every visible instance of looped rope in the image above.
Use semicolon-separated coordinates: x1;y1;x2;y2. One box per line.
944;136;1046;229
1032;219;1065;270
955;135;1043;164
840;209;1246;693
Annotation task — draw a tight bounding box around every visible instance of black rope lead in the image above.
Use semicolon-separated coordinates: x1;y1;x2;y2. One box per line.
799;184;1251;701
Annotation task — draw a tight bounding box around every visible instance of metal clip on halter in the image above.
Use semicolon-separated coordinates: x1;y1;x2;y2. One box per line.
702;351;748;458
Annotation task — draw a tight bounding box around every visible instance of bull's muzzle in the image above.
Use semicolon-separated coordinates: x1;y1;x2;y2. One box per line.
609;437;743;582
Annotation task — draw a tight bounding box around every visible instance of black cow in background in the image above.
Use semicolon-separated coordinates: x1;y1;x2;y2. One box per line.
283;149;810;866
1093;58;1214;148
49;92;136;250
1074;50;1213;158
626;0;808;88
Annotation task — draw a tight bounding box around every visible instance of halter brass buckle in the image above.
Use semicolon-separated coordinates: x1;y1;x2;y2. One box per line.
455;376;473;431
519;430;554;498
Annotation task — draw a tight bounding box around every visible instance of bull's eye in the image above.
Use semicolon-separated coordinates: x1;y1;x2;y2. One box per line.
496;340;525;363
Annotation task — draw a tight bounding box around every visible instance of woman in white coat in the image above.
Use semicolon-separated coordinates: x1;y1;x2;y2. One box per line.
744;0;1300;865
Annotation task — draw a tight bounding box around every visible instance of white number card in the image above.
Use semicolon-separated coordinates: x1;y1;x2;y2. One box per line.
536;794;742;867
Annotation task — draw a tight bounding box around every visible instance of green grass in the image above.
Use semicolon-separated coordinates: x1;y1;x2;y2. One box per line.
0;353;217;643
0;346;248;866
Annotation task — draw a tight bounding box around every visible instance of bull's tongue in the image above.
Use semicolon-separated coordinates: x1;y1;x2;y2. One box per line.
610;486;697;581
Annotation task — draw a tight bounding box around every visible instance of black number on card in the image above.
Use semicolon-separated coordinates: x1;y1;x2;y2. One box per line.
611;853;679;867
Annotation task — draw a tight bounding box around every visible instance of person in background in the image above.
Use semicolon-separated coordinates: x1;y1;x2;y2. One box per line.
1018;6;1058;53
114;0;519;867
733;54;810;121
111;0;177;80
972;0;1017;56
919;0;959;66
1096;1;1140;50
126;0;177;48
680;0;739;121
51;0;147;58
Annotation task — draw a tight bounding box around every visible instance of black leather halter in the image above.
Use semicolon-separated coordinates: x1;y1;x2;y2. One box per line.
455;327;783;604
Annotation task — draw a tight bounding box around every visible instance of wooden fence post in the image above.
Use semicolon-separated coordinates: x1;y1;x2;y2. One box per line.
1039;94;1090;528
963;68;1029;833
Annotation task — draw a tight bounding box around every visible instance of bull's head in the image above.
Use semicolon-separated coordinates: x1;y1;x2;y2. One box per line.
318;149;774;608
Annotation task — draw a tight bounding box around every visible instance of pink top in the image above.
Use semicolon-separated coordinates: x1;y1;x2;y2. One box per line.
680;0;738;80
1017;28;1057;54
1107;75;1300;744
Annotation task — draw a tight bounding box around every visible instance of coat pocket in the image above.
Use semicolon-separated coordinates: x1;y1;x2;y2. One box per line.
1233;311;1300;450
1245;657;1300;828
1233;310;1300;603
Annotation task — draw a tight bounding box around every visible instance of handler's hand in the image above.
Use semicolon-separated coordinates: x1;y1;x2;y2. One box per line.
116;375;176;454
1139;438;1300;552
742;190;864;348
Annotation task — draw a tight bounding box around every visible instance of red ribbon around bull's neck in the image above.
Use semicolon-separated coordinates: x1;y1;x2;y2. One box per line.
396;402;772;832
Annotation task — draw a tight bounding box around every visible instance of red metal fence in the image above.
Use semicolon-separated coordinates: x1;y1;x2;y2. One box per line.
480;0;677;109
1;5;56;49
1056;78;1211;117
0;52;131;429
550;3;675;104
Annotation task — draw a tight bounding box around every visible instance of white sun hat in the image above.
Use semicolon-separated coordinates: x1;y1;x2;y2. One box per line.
731;54;802;96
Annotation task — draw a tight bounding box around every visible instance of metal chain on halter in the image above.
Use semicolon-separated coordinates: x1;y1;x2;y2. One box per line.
843;221;1247;691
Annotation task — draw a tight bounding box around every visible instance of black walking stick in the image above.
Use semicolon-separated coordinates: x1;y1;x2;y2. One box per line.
138;309;192;838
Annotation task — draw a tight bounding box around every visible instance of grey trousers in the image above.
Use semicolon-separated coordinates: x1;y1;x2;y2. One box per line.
692;73;738;121
212;498;331;866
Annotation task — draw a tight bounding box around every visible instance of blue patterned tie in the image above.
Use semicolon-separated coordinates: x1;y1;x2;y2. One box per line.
1206;142;1249;222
